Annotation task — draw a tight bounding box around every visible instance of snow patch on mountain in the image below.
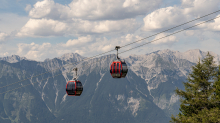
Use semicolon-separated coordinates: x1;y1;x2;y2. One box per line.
61;94;67;104
127;97;140;117
169;93;179;105
90;71;105;105
116;94;125;101
54;80;59;106
153;95;168;110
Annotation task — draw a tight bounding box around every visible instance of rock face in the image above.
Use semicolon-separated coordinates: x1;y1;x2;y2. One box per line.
0;49;219;123
0;55;28;63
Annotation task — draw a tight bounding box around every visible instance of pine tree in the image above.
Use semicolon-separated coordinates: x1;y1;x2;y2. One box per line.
213;65;220;107
171;53;220;123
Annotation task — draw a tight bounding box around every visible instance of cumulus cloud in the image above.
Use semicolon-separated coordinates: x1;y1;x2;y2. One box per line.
29;0;161;20
68;0;161;20
0;45;10;57
197;15;220;31
18;0;220;37
142;0;220;32
1;31;179;61
184;30;195;36
123;0;140;8
152;33;177;44
143;6;187;31
0;33;9;42
182;0;220;17
25;4;32;12
17;19;68;37
12;34;145;61
29;0;70;20
16;0;148;37
93;34;144;53
0;13;29;34
15;35;96;61
17;42;53;60
17;18;138;37
62;35;93;47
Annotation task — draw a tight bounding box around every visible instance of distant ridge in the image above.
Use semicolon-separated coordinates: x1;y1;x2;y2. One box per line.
57;53;85;62
145;49;220;64
0;49;219;64
0;49;220;123
0;55;28;63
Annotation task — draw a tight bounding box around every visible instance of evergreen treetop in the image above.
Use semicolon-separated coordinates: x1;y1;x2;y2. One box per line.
171;52;220;123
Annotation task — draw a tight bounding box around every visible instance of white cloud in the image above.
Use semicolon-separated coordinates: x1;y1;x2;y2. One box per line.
17;0;164;37
17;18;68;37
143;6;187;31
182;0;220;17
181;0;194;7
17;42;53;60
197;15;220;31
12;34;145;61
25;4;32;12
152;33;177;44
29;0;161;20
0;44;10;57
123;0;140;8
15;35;96;61
92;34;144;53
142;0;220;32
29;0;69;20
62;35;93;47
17;18;138;37
200;38;220;54
0;33;8;42
0;51;9;57
0;13;29;34
184;30;195;36
29;0;53;18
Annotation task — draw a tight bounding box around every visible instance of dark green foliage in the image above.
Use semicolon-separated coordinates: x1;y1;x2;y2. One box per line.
171;53;220;122
213;65;220;109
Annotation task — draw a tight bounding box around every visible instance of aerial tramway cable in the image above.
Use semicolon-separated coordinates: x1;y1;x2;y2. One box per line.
119;9;220;48
120;16;220;54
0;10;220;94
0;55;114;95
0;9;219;90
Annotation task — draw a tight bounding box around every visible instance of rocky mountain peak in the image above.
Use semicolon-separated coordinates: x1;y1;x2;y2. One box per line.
1;49;220;123
181;49;219;63
57;53;85;62
0;55;27;63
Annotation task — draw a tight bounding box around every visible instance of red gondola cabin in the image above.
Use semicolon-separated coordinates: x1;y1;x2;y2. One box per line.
66;79;83;96
110;60;128;78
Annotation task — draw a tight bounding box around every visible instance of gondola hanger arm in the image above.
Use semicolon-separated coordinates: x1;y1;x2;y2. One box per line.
115;46;121;60
73;68;77;80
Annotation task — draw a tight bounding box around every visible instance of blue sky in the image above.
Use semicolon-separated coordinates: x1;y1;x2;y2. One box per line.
0;0;220;61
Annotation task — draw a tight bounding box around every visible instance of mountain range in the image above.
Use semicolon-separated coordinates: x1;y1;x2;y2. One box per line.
0;49;219;123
